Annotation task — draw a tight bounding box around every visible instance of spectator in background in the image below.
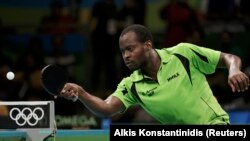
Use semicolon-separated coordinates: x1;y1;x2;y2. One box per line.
185;27;205;46
117;0;146;27
0;18;16;35
0;46;15;101
238;0;250;30
206;0;237;21
159;0;199;47
38;0;77;35
67;0;82;21
0;18;18;101
14;36;47;101
44;34;76;82
89;0;118;93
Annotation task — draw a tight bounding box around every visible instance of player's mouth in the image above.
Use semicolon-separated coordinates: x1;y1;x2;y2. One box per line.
125;61;131;65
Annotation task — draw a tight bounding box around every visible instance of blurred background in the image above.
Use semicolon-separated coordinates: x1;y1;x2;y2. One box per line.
0;0;250;129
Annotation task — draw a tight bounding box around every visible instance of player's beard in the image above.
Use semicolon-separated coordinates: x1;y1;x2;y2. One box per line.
125;61;139;71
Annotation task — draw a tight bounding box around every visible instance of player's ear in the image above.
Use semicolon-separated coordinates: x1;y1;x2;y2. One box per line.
145;40;152;49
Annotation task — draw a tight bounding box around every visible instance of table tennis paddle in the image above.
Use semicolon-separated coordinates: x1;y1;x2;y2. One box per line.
41;64;78;102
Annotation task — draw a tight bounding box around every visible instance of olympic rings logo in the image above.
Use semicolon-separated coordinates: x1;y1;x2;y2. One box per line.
9;107;44;126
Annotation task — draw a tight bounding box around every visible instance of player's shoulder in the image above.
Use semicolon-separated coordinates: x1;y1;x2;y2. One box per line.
120;70;144;85
174;42;199;51
158;42;195;54
118;76;134;87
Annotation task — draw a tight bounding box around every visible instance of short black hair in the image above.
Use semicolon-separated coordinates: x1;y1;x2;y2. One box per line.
120;24;153;43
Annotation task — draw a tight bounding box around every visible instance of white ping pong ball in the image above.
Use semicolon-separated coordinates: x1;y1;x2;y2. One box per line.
6;71;15;80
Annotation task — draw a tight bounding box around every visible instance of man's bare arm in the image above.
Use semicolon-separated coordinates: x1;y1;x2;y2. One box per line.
218;52;250;92
60;83;125;117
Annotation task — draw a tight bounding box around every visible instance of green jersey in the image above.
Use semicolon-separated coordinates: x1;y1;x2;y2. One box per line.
112;43;229;124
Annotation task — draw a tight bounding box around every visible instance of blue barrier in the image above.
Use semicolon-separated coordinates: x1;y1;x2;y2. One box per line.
228;110;250;124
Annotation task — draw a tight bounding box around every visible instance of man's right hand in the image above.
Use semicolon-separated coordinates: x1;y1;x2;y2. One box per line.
60;83;80;101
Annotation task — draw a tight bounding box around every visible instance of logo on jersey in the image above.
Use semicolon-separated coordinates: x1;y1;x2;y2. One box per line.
122;85;128;95
167;72;180;82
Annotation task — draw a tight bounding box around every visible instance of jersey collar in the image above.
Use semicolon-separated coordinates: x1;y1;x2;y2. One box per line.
130;49;171;82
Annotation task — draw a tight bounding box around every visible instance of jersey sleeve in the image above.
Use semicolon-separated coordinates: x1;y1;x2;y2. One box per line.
177;43;221;74
112;77;137;111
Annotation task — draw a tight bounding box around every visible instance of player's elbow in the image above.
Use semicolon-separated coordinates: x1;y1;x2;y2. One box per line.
100;105;125;118
94;109;118;118
218;52;241;68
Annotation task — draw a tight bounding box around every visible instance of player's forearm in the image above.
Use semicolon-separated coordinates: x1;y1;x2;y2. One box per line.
77;86;115;117
218;52;249;92
218;52;242;71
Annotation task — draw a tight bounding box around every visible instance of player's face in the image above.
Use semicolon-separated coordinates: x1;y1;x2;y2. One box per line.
119;31;147;71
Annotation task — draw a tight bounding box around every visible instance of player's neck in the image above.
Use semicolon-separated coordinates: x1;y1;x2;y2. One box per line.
142;50;161;80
